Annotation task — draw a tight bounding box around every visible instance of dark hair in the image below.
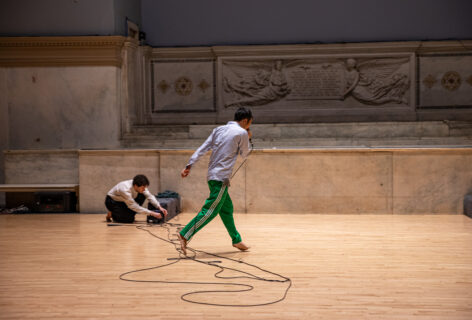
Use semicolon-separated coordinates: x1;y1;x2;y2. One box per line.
234;107;253;122
133;174;150;187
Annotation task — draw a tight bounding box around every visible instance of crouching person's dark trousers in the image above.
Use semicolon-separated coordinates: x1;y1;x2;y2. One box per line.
105;193;145;223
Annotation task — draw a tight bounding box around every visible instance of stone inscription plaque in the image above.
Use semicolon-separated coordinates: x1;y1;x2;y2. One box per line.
221;56;411;108
288;64;345;100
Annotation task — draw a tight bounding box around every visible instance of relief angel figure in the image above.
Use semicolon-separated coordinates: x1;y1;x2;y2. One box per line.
223;60;291;107
343;57;410;105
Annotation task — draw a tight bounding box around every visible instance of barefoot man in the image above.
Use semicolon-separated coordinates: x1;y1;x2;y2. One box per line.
177;107;253;255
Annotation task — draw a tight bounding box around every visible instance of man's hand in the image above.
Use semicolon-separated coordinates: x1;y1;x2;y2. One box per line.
152;211;163;219
159;207;168;217
247;128;252;140
181;165;191;178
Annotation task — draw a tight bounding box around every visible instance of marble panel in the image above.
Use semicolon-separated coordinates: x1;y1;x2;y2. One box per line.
159;152;247;213
218;54;414;110
5;66;121;150
419;54;472;107
0;68;7;204
79;151;160;213
188;125;215;139
246;152;393;213
152;60;214;112
4;150;78;184
5;148;472;214
393;151;472;214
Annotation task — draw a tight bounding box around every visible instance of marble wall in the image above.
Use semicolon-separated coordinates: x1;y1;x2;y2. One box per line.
0;68;8;205
4;150;79;184
393;151;472;213
246;151;392;214
0;36;129;206
4;148;472;214
5;148;461;214
5;66;121;150
147;42;472;125
1;38;472;210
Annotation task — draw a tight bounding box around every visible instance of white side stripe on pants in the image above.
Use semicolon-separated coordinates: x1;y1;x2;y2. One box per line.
184;185;227;240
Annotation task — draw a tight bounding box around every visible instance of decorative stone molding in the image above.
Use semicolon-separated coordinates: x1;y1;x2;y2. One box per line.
441;71;462;91
151;47;215;59
0;36;133;67
423;74;437;89
146;40;472;124
150;40;472;60
418;53;472;108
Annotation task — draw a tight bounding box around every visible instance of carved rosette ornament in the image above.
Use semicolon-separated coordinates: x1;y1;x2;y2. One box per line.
466;75;472;87
198;80;210;92
158;80;169;94
175;77;193;96
423;74;437;89
441;71;461;91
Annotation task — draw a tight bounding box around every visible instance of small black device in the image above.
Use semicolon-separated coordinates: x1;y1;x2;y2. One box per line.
147;209;165;224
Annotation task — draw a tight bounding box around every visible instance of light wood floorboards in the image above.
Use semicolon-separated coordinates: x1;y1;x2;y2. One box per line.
1;213;471;319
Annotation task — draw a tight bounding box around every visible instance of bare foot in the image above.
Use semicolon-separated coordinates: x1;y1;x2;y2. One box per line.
177;233;187;255
106;211;112;222
233;242;250;251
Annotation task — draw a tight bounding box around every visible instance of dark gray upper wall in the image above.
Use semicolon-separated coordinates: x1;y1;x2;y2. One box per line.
0;0;141;37
1;0;470;44
141;0;472;47
114;0;142;36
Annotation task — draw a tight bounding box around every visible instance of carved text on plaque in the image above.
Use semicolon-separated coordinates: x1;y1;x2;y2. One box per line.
222;57;410;107
288;63;345;100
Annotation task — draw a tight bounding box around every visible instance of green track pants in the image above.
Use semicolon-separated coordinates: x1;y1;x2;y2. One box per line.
180;180;242;244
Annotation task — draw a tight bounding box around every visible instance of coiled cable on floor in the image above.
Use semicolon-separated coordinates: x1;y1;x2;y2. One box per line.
118;222;292;307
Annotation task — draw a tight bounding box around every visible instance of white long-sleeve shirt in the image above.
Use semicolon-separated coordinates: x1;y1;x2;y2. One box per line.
188;121;251;181
107;180;160;215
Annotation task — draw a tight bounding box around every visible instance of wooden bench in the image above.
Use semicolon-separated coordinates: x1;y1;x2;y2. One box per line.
0;184;80;212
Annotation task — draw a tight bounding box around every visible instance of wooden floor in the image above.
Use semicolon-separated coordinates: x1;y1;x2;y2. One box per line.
1;213;472;320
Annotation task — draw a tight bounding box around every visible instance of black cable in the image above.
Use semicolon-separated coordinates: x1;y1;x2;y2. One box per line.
118;139;291;307
230;139;254;179
118;222;292;307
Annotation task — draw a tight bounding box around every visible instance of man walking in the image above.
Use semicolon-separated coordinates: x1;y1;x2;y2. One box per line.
178;107;253;255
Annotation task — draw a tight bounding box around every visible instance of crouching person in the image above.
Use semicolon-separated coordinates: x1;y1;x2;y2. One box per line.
105;174;168;223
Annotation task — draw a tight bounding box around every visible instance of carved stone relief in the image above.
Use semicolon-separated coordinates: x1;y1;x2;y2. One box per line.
441;71;461;91
174;76;193;96
151;60;214;112
423;75;437;89
419;54;472;107
220;56;411;109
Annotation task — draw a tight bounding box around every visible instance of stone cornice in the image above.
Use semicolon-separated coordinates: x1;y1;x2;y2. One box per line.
6;147;472;156
151;46;215;59
151;40;472;59
0;36;136;67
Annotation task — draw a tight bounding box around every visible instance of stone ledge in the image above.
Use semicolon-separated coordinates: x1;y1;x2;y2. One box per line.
5;146;472;156
152;40;472;58
0;36;133;67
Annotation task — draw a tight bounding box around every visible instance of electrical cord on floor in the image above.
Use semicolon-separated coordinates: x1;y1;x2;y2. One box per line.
117;222;292;307
117;140;292;306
